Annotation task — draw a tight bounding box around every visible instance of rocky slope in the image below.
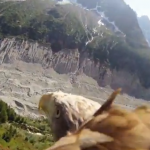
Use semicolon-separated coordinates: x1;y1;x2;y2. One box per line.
1;38;150;99
0;38;150;118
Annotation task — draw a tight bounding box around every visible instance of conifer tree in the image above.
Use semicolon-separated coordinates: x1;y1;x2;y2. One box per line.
0;106;8;123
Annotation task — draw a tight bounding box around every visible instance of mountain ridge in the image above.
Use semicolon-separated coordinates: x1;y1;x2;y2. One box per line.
138;15;150;46
57;0;149;48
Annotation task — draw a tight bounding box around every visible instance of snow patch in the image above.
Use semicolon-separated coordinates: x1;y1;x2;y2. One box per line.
89;4;125;36
98;20;104;26
56;0;71;5
55;0;125;45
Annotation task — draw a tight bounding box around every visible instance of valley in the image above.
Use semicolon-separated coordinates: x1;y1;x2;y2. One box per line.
0;60;150;118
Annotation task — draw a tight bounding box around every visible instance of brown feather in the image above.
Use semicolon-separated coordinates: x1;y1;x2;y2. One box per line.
134;105;150;129
46;88;150;150
46;129;113;150
94;88;122;116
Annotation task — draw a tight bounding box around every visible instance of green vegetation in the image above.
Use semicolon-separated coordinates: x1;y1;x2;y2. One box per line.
86;32;150;89
0;0;87;51
0;100;54;150
1;0;150;92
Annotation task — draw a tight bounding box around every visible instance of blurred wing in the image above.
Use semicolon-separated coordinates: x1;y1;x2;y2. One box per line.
79;129;113;149
47;135;77;150
47;129;113;150
94;88;122;116
134;105;150;129
75;88;122;133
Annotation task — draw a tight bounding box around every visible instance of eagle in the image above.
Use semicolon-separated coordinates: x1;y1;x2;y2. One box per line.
38;91;101;141
44;88;150;150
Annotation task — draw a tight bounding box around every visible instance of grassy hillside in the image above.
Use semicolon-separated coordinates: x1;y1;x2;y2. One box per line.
0;100;54;150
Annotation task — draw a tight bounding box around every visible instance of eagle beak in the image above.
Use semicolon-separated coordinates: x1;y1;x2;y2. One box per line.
38;101;46;115
38;93;53;116
38;105;43;114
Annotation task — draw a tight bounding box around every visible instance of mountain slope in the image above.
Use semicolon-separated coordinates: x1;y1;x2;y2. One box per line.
138;15;150;46
0;0;150;99
76;0;149;48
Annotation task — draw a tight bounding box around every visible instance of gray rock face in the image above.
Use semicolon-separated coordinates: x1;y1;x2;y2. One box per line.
0;38;150;118
1;38;150;98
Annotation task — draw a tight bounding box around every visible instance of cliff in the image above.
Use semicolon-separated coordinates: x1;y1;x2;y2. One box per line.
1;38;150;101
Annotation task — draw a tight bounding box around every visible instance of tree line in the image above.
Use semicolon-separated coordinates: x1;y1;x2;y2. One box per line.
0;100;25;124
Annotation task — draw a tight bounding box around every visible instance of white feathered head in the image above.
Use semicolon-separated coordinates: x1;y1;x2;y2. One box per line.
38;91;101;141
